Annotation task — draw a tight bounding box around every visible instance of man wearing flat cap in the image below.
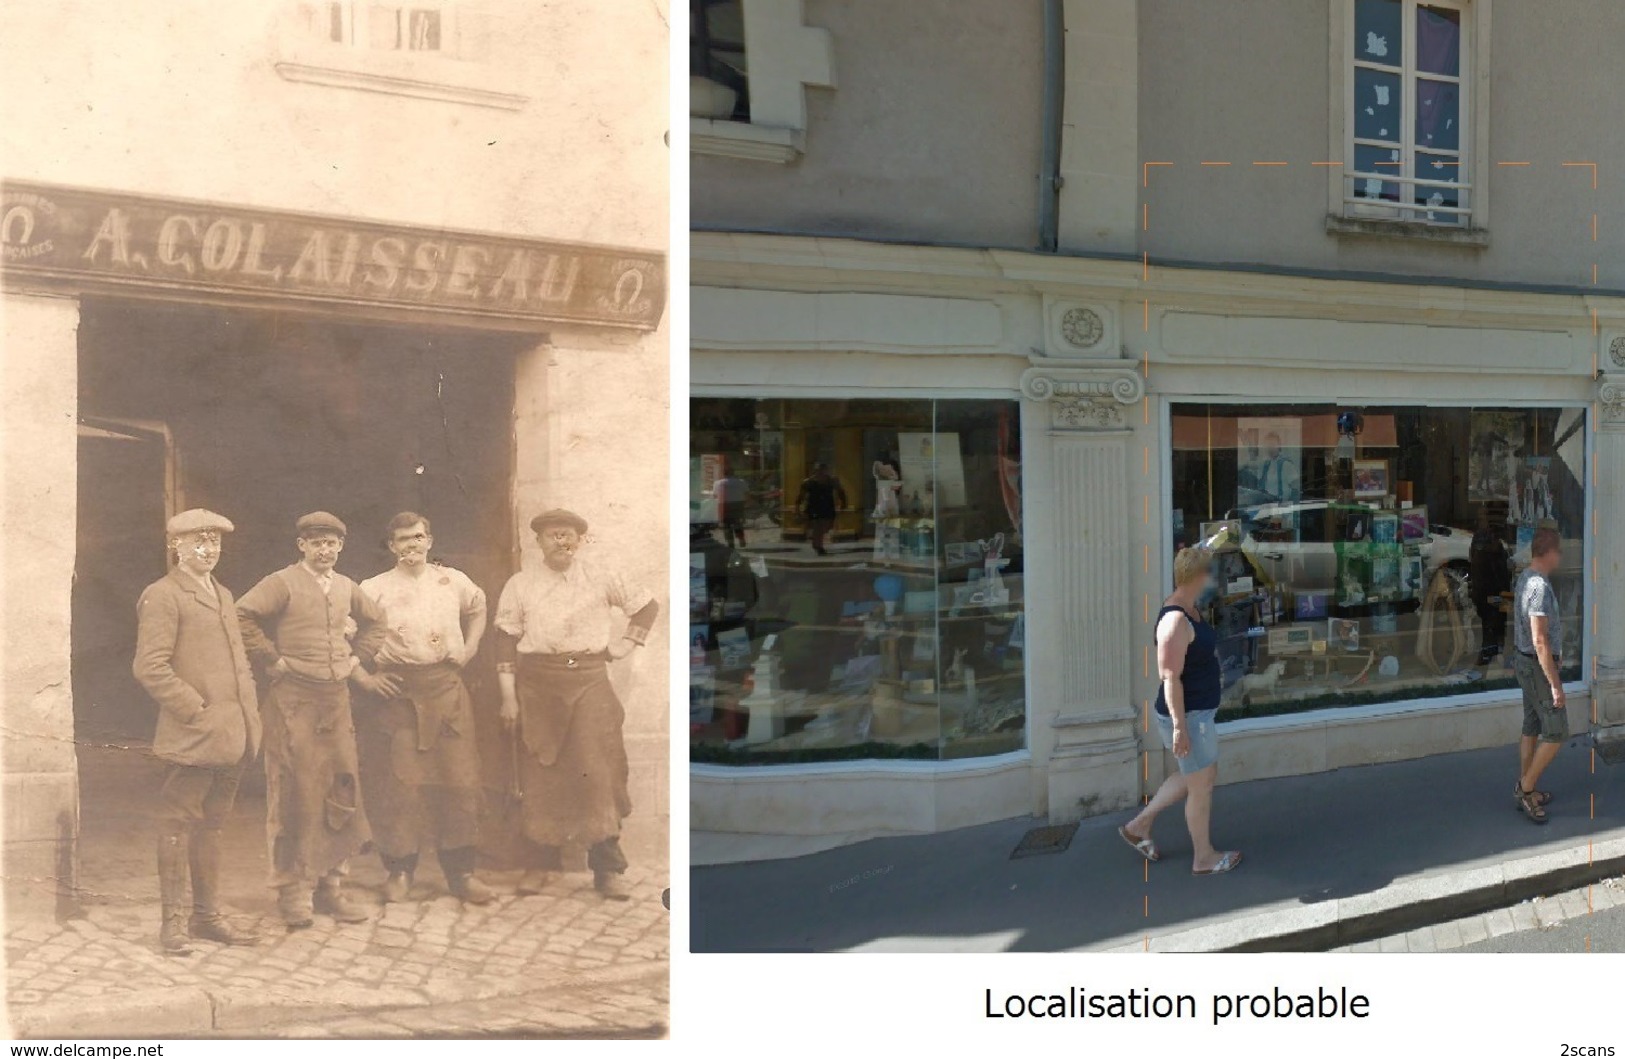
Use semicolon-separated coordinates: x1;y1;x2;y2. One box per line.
237;511;388;928
494;508;658;900
354;511;493;906
133;509;262;954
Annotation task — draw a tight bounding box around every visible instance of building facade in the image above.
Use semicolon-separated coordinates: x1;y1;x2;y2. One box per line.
2;0;669;913
689;0;1625;847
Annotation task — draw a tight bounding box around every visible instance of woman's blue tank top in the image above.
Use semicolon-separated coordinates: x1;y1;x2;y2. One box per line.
1152;603;1223;716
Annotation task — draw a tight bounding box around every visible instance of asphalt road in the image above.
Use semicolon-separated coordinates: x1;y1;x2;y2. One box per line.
1459;900;1625;953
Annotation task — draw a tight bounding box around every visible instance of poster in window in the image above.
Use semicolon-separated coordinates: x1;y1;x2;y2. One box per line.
1352;459;1389;499
1237;417;1302;508
897;432;966;509
1469;411;1524;501
1510;457;1554;526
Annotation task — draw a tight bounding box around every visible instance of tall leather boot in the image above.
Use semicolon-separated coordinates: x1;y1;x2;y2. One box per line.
188;829;260;946
313;872;372;923
156;833;193;956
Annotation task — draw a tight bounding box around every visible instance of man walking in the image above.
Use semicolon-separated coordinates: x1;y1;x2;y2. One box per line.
237;512;387;927
494;509;658;900
1512;527;1567;824
355;512;493;905
796;463;847;556
133;510;263;954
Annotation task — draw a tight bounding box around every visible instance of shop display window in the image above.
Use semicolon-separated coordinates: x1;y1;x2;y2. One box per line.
1170;404;1587;719
690;398;1026;762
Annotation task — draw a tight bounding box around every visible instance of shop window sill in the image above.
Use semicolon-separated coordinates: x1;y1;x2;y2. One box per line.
691;118;802;164
1325;214;1491;248
273;41;529;111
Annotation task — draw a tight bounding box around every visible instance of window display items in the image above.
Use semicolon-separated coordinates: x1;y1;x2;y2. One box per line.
1352;459;1389;499
1295;592;1330;620
716;626;752;669
1469;410;1523;501
1345;509;1372;542
1328;617;1361;651
1401;506;1428;542
1511;457;1554;525
1237;417;1303;506
898;431;966;508
1372;511;1399;545
1199;519;1242;548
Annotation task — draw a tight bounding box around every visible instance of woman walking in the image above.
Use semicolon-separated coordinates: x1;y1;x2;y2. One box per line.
1117;546;1242;875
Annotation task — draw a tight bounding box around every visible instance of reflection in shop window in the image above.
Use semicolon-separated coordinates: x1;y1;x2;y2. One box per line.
1171;403;1587;720
689;398;1026;763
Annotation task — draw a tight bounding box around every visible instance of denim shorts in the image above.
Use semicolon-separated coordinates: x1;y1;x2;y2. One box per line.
1155;710;1220;774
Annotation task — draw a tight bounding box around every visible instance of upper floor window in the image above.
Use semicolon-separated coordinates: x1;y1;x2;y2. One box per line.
329;4;446;52
692;1;748;122
1345;0;1470;227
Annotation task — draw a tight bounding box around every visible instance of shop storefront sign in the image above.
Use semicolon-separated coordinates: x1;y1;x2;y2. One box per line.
0;182;664;330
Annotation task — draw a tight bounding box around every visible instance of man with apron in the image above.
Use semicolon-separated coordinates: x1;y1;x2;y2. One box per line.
494;509;658;900
237;511;387;928
355;511;493;905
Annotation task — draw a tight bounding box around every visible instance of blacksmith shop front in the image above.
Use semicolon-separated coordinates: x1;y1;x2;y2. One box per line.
1;182;668;914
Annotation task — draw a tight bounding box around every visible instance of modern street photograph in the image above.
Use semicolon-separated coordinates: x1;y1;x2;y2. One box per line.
687;0;1625;955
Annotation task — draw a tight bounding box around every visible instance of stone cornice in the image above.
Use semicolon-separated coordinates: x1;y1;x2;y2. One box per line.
1021;361;1145;431
691;231;1625;335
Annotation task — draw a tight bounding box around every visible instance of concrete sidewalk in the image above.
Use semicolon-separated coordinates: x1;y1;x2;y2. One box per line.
690;740;1625;953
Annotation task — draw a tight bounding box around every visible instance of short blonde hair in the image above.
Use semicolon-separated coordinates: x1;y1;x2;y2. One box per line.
1173;546;1212;587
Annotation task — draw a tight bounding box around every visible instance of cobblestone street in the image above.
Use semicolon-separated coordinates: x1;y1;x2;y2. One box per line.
5;746;669;1039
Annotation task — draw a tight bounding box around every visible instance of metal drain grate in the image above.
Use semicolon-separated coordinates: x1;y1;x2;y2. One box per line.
1010;823;1079;860
1594;737;1625;767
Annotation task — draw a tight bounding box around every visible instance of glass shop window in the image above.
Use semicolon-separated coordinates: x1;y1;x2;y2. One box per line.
689;397;1027;763
1170;404;1586;719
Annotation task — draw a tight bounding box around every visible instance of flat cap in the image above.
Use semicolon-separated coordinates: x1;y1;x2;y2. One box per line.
167;508;234;535
296;511;348;537
530;508;588;535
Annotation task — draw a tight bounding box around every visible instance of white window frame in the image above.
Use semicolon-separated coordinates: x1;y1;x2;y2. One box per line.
691;0;835;164
1327;0;1492;242
275;1;527;110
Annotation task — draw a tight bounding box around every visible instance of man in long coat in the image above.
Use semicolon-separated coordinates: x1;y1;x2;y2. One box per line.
237;511;387;928
494;509;657;900
133;509;263;954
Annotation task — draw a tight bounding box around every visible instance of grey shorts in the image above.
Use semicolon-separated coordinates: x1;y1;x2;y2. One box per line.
1513;652;1569;745
1155;710;1220;774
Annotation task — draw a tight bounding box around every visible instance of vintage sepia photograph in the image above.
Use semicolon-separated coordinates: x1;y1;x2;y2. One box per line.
2;0;669;1040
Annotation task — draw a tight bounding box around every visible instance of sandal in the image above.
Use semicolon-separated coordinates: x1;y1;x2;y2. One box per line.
1512;781;1553;810
1516;785;1549;824
1117;825;1160;863
1192;850;1243;876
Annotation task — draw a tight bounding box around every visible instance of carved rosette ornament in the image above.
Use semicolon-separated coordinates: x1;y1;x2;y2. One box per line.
1021;367;1146;431
1611;336;1625;370
1059;307;1105;351
1600;377;1625;428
